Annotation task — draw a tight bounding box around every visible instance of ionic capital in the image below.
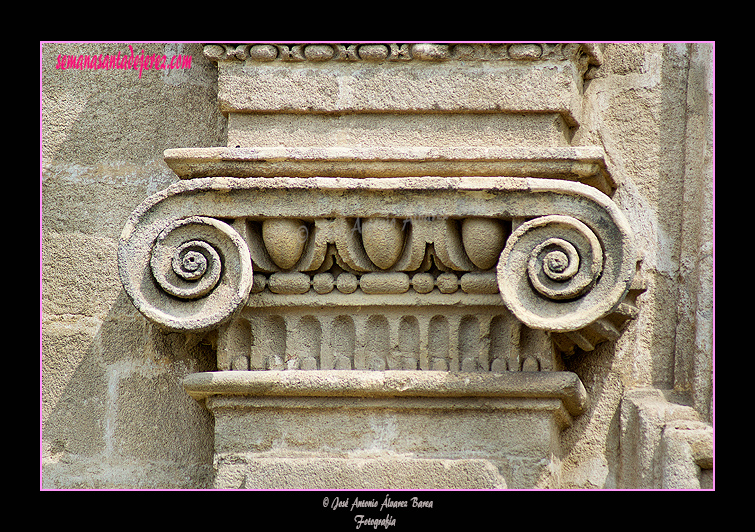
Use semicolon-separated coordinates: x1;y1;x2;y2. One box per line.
118;175;640;357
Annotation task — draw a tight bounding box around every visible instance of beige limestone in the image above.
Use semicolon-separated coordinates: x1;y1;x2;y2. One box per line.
187;370;583;488
619;388;712;489
183;370;588;414
163;146;616;195
214;456;509;489
216;60;584;122
42;42;224;489
227;112;573;149
117;175;638;344
42;42;714;490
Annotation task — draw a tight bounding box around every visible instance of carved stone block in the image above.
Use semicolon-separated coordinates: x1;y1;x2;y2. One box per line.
119;175;638;352
184;370;588;488
115;43;647;489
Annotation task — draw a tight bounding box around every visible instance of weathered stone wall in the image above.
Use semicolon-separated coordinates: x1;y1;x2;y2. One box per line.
41;42;713;489
42;43;226;488
559;43;713;488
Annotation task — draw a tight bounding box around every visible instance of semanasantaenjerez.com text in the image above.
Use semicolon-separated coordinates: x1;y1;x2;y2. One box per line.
54;45;192;78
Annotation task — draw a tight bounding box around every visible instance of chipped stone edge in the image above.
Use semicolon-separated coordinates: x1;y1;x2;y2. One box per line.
182;369;589;417
163;146;616;196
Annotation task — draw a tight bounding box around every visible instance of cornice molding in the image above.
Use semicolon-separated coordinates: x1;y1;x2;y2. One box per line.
163;146;617;196
183;369;589;417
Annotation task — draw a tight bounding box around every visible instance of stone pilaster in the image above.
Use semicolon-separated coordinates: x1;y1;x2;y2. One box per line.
117;43;644;488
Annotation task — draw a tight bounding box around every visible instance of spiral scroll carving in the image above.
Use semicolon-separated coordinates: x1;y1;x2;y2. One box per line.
133;216;253;332
497;215;617;332
152;238;222;299
526;225;602;301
